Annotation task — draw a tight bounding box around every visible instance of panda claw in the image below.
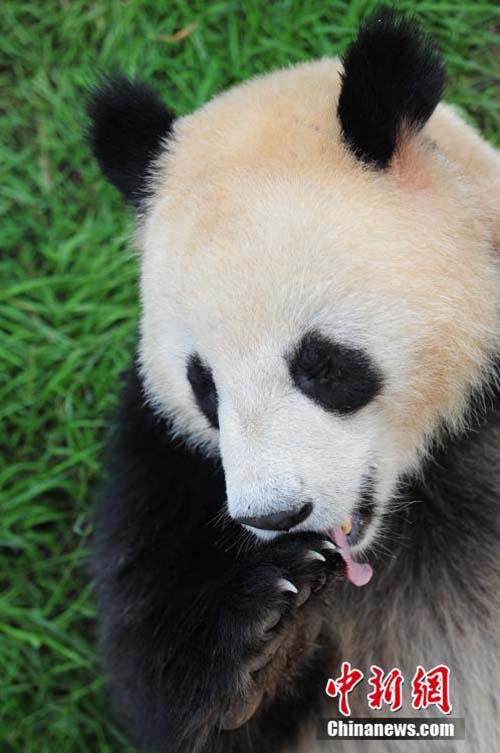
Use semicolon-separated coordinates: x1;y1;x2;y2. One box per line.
296;583;312;607
320;540;339;552
261;608;281;632
219;687;264;730
305;550;326;563
312;572;327;592
248;637;281;672
277;578;298;594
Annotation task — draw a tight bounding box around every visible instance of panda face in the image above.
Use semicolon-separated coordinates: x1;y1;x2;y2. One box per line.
89;24;500;551
137;75;499;549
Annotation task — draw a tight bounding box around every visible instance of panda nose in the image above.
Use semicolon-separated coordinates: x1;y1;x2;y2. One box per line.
235;501;313;532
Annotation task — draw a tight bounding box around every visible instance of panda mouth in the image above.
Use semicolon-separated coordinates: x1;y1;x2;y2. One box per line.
328;482;376;587
339;506;370;545
330;515;373;587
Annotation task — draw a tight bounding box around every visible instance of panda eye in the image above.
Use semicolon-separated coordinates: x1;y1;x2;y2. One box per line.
187;353;219;429
289;332;382;414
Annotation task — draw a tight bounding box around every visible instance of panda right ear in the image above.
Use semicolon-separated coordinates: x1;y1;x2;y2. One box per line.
87;74;174;208
337;9;445;169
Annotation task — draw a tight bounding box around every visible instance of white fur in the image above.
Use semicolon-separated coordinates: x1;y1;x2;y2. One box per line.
137;58;500;552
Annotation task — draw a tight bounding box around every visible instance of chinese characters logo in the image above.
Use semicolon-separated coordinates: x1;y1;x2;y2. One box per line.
325;663;452;716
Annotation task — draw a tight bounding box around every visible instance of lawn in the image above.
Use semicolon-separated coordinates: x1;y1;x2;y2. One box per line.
2;1;500;751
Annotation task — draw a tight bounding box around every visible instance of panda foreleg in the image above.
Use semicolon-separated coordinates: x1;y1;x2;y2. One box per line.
92;363;337;752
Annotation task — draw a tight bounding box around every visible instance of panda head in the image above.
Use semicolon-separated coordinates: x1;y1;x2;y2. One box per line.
89;10;500;554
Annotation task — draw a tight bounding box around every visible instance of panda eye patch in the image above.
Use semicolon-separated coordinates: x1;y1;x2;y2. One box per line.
289;332;382;414
186;353;219;429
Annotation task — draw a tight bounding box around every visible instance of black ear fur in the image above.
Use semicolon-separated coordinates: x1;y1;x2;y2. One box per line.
337;8;445;169
87;74;174;208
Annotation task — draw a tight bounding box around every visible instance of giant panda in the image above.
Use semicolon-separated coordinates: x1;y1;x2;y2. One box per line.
88;9;500;753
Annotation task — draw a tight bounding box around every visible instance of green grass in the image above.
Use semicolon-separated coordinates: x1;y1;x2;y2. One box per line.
2;1;499;750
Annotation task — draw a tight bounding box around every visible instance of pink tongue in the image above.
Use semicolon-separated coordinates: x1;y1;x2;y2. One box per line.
330;526;373;587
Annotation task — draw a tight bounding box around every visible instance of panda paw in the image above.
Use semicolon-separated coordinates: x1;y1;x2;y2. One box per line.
218;534;340;730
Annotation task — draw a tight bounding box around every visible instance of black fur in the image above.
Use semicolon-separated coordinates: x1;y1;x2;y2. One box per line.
93;359;500;752
337;8;445;168
92;363;339;753
372;388;500;622
288;331;382;414
87;74;174;207
187;353;219;429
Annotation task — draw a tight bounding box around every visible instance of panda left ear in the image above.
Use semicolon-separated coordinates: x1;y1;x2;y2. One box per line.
87;74;174;208
337;9;445;169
